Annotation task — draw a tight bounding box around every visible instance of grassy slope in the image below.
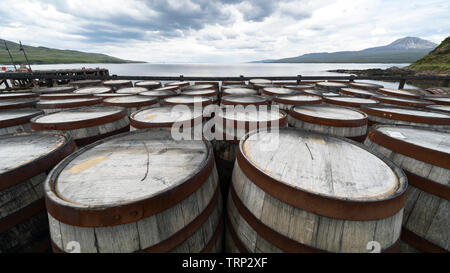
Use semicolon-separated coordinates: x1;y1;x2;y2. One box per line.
408;37;450;72
0;40;141;64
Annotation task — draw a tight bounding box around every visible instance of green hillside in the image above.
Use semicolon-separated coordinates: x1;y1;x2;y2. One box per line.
408;36;450;72
0;39;141;64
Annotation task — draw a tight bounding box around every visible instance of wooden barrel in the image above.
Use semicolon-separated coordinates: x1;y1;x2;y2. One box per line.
154;86;181;94
253;83;274;93
0;92;37;100
377;88;422;99
74;86;112;95
360;105;450;132
186;84;215;91
116;87;148;95
426;105;450;114
316;81;348;91
164;96;213;107
103;80;132;90
349;82;384;91
340;88;378;98
69;80;102;89
221;85;249;92
323;96;378;109
213;107;288;199
194;82;219;91
36;98;103;114
302;89;323;97
424;96;450;105
284;84;315;91
288;104;369;142
225;128;407;253
94;93;132;99
272;81;298;86
249;79;271;89
364;125;449;253
45;129;223;253
222;88;258;97
30;106;130;147
165;81;191;90
272;94;322;111
39;93;93;100
139;89;178;102
261;87;299;101
221;95;268;107
0;109;44;135
182;90;219;103
372;95;433;108
103;96;159;116
32;86;75;95
0;131;75;253
0;99;38;110
135;81;162;90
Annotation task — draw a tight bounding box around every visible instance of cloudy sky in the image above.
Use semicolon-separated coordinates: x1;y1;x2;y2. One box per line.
0;0;448;63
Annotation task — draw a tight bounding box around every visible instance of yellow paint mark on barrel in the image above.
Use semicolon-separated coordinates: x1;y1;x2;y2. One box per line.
308;137;326;145
144;114;157;120
68;156;109;174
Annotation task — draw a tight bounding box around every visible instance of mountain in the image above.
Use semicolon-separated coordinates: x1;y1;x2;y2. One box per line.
0;39;141;64
407;36;450;73
254;37;438;63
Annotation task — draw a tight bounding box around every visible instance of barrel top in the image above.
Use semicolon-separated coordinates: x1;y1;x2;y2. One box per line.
350;82;384;89
284;84;315;89
263;87;298;95
166;81;190;86
32;86;75;94
223;88;258;95
51;129;210;206
164;96;210;104
222;95;267;104
340;88;378;96
222;85;248;89
40;93;93;99
32;106;125;124
75;87;112;94
0;132;71;176
218;107;286;122
0;98;38;107
116;87;148;94
241;129;401;200
186;84;214;90
154;86;180;91
316;82;348;88
249;79;271;84
363;106;449;118
37;98;101;106
378;88;421;98
274;94;322;103
103;80;131;85
135;81;161;86
426;105;450;113
326;96;378;104
425;96;450;104
104;95;158;104
322;92;340;97
93;93;131;98
373;95;430;104
139;90;177;97
0;92;37;99
375;125;450;154
131;106;201;124
292;105;366;120
182;89;217;96
0;109;43;125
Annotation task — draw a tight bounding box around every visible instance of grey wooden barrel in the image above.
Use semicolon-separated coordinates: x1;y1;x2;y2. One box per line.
103;80;132;90
360;105;450;132
194;82;220;91
249;79;271;89
69;80;102;89
323;96;378;109
135;81;162;90
74;86;112;95
377;88;422;99
164;96;213;107
0;92;38;100
424;96;450;105
272;81;297;86
426;87;450;95
272;94;322;111
213;107;288;199
39;93;93;100
32;86;75;95
0;99;38;110
154;86;181;94
302;89;324;97
288;104;369;142
372;95;433;108
426;105;450;114
261;87;299;101
253;83;275;94
340;88;378;98
166;81;191;90
0;109;44;135
364;125;449;253
348;82;384;91
316;82;348;91
221;95;268;107
226;128;407;253
116;87;148;95
0;131;75;253
138;90;178;104
30;106;130;147
182;90;219;104
94;93;132;99
284;84;315;91
45;129;223;253
103;96;159;116
36;98;103;114
222;88;258;97
186;84;215;91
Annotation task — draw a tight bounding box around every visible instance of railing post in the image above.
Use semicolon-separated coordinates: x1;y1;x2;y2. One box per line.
179;75;184;82
398;79;406;89
349;75;355;82
297;75;302;84
240;75;244;83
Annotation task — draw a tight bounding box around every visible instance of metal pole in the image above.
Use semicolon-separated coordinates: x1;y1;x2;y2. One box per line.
19;41;32;72
3;40;17;71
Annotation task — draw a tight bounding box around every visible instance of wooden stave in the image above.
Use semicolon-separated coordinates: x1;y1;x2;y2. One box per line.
0;109;44;130
377;88;422;99
348;82;384;91
135;81;162;90
130;106;204;130
371;96;433;108
0;99;38;110
32;86;75;94
339;88;378;98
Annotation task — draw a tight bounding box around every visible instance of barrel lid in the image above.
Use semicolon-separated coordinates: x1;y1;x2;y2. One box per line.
361;105;450;125
37;98;102;109
103;95;158;108
284;84;315;90
0;109;44;129
93;93;132;99
221;95;268;106
0;92;37;100
44;128;214;226
39;93;94;100
30;106;127;131
0;131;75;191
322;92;340;97
139;90;178;98
154;86;180;92
349;82;384;90
182;89;217;97
426;105;450;114
222;85;248;90
290;104;368;127
424;96;450;105
302;89;323;96
316;82;348;89
166;81;190;87
368;124;450;170
185;84;214;91
378;88;422;99
372;95;433;108
324;96;378;107
0;98;38;110
223;88;258;96
340;88;378;98
217;106;287;125
249;79;271;84
262;87;298;96
273;94;322;105
164;95;212;106
135;81;161;87
116;87;148;95
75;87;112;94
130;106;202;128
103;80;132;86
32;86;75;94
